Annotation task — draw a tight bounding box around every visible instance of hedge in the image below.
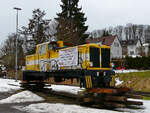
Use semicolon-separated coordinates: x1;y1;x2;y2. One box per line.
112;57;150;70
125;56;150;70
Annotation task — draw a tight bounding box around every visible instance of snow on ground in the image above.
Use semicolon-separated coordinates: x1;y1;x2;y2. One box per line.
14;103;122;113
0;78;21;93
14;99;150;113
116;99;150;113
0;78;150;113
45;85;150;113
0;90;44;104
140;100;150;113
50;85;84;95
115;77;123;86
115;69;147;74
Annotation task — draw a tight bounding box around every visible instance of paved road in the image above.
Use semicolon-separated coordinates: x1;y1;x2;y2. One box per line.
0;90;77;113
0;104;27;113
0;93;28;113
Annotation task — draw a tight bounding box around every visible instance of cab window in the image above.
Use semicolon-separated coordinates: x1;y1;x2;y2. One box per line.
48;44;53;50
48;43;57;50
40;44;46;55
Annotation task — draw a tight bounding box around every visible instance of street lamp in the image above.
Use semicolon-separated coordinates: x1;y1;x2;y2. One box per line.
13;7;22;81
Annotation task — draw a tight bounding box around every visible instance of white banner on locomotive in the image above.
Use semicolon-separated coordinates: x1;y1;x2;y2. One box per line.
58;47;78;67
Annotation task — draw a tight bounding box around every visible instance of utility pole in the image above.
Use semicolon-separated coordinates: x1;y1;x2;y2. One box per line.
13;7;22;81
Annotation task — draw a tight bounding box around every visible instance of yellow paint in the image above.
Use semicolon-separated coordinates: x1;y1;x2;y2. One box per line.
110;75;115;87
57;41;64;47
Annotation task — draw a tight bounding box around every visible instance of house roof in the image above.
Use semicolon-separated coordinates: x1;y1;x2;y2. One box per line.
120;40;141;47
86;36;116;46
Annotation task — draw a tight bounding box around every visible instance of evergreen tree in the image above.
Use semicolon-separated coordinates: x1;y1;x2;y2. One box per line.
56;0;88;45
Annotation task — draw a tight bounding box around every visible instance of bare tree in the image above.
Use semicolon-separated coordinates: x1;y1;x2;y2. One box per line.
21;9;50;54
0;33;24;69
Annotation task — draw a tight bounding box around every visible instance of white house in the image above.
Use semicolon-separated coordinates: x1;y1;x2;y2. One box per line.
86;36;122;59
121;40;142;57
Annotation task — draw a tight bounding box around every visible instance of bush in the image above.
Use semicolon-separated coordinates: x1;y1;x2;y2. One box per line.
125;56;150;70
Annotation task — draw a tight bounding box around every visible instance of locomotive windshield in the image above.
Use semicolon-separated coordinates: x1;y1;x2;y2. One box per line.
101;48;110;68
89;47;110;68
90;47;100;67
48;42;57;50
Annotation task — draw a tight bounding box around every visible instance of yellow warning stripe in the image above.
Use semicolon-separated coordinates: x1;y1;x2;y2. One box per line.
85;75;92;88
86;76;89;88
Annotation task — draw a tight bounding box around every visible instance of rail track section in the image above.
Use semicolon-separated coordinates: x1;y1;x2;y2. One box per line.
129;91;150;97
22;84;143;109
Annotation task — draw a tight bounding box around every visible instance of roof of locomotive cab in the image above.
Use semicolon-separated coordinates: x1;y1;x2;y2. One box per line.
59;43;110;51
35;41;110;49
36;41;50;47
82;43;110;48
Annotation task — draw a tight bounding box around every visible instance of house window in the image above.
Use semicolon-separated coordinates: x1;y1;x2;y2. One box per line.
114;42;119;47
130;46;134;49
130;51;134;55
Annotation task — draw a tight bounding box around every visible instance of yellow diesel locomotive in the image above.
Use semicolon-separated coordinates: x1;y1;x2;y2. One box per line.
22;41;114;89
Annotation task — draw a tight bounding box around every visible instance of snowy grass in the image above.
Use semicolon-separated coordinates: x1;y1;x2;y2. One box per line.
115;77;123;86
0;90;44;104
0;78;21;93
116;70;150;78
115;69;148;74
116;70;150;92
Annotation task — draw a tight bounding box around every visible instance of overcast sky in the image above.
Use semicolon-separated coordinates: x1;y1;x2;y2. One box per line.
0;0;150;43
